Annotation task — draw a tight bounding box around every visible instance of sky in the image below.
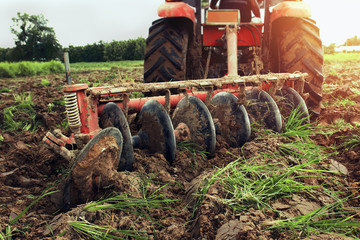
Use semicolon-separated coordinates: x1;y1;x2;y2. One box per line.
1;0;360;48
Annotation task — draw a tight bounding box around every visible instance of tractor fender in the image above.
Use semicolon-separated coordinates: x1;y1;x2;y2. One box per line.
270;1;312;23
157;2;196;23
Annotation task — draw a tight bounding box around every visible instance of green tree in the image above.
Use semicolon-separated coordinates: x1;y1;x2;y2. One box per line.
0;48;11;61
133;37;146;60
10;12;62;61
104;38;145;61
123;39;137;60
324;43;335;54
344;35;360;46
104;41;126;61
83;41;105;62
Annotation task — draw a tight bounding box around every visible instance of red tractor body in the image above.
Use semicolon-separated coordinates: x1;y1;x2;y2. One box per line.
144;0;323;116
203;23;262;47
158;2;196;23
156;0;312;48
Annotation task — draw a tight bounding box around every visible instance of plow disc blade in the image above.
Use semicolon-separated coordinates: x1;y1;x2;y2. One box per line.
172;95;216;158
99;102;134;171
62;127;123;211
275;86;310;124
133;100;176;163
246;88;282;132
210;92;251;147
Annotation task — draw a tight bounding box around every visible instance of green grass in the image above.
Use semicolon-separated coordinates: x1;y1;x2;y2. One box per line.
339;133;360;151
72;175;179;239
178;141;208;169
2;92;39;132
84;192;176;215
329;118;356;131
333;97;357;107
0;61;64;78
328;68;340;77
267;196;360;238
281;107;321;138
0;87;11;93
70;221;147;240
323;96;358;109
0;190;58;239
324;53;360;64
70;60;143;72
188;109;360;238
40;78;51;86
129;91;144;99
219;140;328;211
191;140;359;237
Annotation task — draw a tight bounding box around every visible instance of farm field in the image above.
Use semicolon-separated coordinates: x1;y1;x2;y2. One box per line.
1;55;360;239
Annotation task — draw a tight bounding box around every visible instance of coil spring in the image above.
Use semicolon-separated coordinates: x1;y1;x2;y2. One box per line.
64;92;81;129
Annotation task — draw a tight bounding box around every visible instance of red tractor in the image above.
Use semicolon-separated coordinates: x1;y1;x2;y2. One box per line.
44;0;323;210
144;0;323;116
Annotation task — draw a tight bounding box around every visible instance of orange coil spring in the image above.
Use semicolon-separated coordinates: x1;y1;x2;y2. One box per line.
64;92;81;129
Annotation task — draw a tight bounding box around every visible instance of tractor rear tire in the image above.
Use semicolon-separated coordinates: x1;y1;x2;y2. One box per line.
272;18;324;117
144;18;189;83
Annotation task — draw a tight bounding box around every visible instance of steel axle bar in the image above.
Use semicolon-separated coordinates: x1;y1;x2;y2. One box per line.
90;72;307;96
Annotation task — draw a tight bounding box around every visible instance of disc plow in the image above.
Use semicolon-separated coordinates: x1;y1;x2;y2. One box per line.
43;68;309;210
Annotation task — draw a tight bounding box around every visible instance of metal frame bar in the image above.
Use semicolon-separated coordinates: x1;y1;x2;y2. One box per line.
89;72;306;96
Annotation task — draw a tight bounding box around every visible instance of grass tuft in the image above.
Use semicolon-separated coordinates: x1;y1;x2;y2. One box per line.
339;134;360;151
70;221;147;240
84;192;176;215
178;141;208;168
281;107;322;138
76;187;178;238
216;154;324;212
188;109;359;238
267;196;360;238
0;190;58;239
2;92;39;132
40;78;51;87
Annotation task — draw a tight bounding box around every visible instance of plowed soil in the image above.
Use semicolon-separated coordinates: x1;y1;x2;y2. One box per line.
1;61;360;239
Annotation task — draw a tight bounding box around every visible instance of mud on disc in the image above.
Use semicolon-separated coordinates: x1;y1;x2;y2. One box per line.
210;92;251;147
275;86;310;125
172;95;216;158
100;102;134;171
62;127;123;211
246;88;282;132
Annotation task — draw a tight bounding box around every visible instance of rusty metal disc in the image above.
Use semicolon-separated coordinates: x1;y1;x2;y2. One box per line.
246;88;282;132
133;100;176;163
62;127;123;211
210;92;251;147
99;102;134;171
172;95;216;158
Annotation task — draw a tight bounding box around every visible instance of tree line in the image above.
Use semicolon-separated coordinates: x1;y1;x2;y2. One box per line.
64;38;146;63
0;39;146;62
324;35;360;54
0;12;146;63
